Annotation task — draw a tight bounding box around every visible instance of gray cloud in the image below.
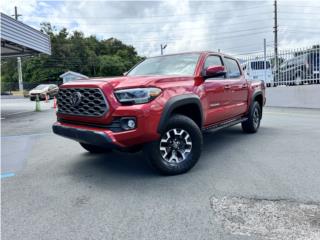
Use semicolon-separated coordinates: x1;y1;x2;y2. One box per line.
1;0;319;57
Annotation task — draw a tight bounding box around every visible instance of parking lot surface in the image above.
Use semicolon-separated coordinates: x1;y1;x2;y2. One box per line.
1;96;53;119
1;99;320;240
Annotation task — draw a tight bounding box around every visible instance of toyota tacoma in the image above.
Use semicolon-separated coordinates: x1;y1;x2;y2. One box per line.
53;52;265;175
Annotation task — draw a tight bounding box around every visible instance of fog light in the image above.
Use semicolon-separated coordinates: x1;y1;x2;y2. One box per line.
127;119;135;129
120;117;136;130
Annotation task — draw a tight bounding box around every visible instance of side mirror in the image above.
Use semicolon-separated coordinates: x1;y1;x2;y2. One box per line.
123;71;128;76
204;65;226;78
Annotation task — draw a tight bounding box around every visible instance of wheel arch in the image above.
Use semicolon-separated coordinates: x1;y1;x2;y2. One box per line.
253;91;263;109
252;91;263;119
157;94;203;133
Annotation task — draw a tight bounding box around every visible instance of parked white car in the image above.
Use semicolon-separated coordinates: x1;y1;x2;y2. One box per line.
29;84;59;101
243;60;274;87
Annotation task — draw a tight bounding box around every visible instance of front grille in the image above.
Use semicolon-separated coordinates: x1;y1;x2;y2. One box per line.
57;88;108;117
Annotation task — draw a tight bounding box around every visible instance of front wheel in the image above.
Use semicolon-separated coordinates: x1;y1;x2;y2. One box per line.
242;101;262;133
144;114;203;175
80;143;112;154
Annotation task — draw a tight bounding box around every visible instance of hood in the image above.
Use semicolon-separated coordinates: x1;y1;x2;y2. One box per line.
61;75;193;90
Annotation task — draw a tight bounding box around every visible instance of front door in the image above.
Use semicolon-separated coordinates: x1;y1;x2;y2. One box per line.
202;55;231;125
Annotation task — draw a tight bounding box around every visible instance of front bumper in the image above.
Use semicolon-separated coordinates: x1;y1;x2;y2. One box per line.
52;123;117;149
52;113;161;149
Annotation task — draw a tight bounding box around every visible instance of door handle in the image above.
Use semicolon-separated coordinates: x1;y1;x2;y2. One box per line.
224;85;231;90
241;84;248;88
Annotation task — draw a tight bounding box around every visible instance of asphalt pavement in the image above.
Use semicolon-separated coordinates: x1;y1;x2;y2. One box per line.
1;96;54;119
1;97;320;240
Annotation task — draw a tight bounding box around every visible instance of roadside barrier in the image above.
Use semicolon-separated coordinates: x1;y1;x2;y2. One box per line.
35;95;41;112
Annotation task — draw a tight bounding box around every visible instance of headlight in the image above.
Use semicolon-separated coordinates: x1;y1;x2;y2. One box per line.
114;87;162;104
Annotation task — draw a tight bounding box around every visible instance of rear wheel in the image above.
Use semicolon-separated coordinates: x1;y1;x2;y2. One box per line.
144;114;203;175
242;101;261;133
80;143;112;153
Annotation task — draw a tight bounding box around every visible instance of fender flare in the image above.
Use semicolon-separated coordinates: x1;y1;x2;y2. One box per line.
251;91;264;118
252;91;263;103
157;94;203;133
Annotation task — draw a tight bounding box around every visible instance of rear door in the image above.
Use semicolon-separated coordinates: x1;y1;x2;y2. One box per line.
202;55;231;125
223;57;248;119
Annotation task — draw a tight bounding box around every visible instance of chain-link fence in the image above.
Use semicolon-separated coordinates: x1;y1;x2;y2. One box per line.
239;45;320;87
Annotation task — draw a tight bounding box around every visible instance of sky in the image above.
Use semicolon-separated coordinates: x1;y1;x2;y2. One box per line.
1;0;320;57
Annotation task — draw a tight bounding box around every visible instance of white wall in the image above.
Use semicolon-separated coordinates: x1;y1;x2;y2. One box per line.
266;85;320;109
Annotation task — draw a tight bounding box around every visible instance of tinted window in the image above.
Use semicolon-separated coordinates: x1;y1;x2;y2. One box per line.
204;55;223;68
250;61;270;70
128;53;200;76
224;58;241;78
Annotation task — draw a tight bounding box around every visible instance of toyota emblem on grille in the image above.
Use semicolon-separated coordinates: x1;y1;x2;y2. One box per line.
70;92;82;107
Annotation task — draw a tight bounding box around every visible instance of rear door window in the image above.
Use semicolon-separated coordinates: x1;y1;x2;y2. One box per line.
224;57;241;78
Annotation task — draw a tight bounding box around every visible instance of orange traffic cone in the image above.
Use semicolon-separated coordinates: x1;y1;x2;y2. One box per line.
53;96;57;109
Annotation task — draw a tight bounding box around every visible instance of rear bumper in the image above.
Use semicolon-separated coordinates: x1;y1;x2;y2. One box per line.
30;94;45;100
52;123;117;149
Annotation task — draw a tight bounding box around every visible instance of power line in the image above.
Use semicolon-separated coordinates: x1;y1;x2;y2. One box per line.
25;18;272;32
121;31;271;44
79;26;272;38
29;10;272;21
31;4;272;20
40;29;271;44
25;12;273;26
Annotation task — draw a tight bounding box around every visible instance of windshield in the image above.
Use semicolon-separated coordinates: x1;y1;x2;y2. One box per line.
250;61;271;70
128;53;200;76
34;84;49;90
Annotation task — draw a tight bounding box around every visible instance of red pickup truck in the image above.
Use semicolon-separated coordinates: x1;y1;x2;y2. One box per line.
53;52;265;175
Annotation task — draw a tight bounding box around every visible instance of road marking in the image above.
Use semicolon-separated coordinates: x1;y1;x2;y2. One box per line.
1;172;15;179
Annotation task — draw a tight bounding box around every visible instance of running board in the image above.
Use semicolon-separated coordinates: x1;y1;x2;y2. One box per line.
202;117;248;132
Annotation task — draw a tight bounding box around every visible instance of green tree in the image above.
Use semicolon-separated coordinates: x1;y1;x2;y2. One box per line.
1;23;144;91
98;55;127;76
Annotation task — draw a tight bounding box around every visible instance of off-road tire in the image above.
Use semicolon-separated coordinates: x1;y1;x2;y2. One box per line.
80;143;112;153
144;114;203;175
242;101;262;133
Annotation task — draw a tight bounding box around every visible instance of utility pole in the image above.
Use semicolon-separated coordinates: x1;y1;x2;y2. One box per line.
273;0;278;78
13;6;22;20
13;6;24;92
160;44;167;55
263;38;267;84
